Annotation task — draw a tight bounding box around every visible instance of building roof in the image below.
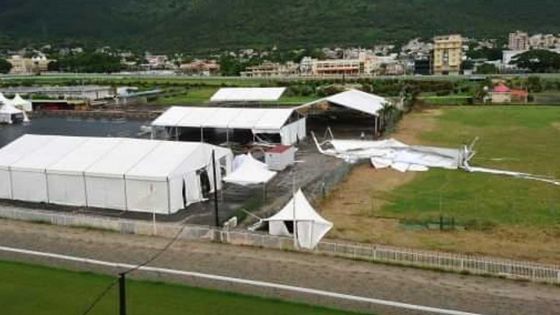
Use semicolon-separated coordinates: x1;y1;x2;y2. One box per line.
152;106;296;132
493;83;511;93
210;87;286;102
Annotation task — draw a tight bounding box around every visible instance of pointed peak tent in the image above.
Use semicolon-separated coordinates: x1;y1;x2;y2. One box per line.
11;94;33;112
264;189;333;249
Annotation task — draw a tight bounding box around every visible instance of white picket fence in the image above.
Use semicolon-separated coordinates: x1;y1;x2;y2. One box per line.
1;205;559;284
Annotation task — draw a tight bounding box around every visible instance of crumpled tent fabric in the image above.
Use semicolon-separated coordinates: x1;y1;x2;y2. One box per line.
265;189;333;249
223;153;277;186
320;138;466;171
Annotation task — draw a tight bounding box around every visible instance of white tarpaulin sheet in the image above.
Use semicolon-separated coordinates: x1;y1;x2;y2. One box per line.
210;87;286;102
223;154;276;186
264;189;333;249
0;135;233;214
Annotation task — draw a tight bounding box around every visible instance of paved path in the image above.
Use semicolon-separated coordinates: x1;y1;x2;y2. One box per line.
0;219;559;315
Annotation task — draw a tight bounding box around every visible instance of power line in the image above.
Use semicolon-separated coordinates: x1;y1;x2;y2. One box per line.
79;149;222;314
81;279;119;315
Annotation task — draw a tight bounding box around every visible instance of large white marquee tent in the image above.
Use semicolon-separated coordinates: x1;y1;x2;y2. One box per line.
152;107;306;145
0;135;233;214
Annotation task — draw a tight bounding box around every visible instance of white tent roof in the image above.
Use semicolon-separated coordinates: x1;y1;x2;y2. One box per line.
0;135;54;170
125;141;231;181
84;138;161;178
0;93;10;104
11;94;31;106
210;87;286;102
1;135;233;180
10;136;87;172
152;106;295;132
0;99;23;115
266;189;331;223
223;154;276;185
47;138;123;175
324;89;389;116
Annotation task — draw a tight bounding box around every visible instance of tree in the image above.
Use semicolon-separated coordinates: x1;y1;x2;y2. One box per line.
0;58;12;74
510;50;560;73
476;63;498;74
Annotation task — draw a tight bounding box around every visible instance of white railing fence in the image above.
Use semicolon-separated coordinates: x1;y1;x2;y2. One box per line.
1;206;559;284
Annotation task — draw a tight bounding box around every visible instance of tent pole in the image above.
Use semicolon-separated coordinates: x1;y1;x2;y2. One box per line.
212;150;220;227
226;128;229;144
292;169;298;249
201;127;204;143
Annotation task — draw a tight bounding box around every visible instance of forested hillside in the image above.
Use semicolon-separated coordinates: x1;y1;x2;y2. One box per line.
0;0;558;52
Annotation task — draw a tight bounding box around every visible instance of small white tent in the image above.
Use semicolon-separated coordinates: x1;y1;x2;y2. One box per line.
0;100;25;124
11;94;33;112
264;189;333;249
223;154;276;186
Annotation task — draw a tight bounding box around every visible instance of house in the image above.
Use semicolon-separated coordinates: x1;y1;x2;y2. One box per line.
491;83;512;103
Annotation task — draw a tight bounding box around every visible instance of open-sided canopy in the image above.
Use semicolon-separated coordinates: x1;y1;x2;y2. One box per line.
210;87;286;102
223;154;276;185
152;106;295;132
265;189;333;249
324;89;388;116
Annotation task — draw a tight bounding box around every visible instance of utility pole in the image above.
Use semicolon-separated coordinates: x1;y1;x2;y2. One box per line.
212;150;219;227
119;273;127;315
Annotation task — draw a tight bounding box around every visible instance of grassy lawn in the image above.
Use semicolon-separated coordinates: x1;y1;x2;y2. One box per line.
0;260;363;315
152;87;317;106
380;106;560;228
322;106;560;262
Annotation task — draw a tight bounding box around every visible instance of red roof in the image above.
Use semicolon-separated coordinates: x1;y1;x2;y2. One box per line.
493;83;511;93
511;89;528;97
267;145;292;153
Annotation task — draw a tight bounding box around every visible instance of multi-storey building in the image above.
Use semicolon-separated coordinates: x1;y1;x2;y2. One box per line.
508;31;530;50
433;34;463;75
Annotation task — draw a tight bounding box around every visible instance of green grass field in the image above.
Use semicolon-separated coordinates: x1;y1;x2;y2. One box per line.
153;87;317;106
0;260;362;315
380;106;560;229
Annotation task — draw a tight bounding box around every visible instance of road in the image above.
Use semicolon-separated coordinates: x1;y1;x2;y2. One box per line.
0;219;559;315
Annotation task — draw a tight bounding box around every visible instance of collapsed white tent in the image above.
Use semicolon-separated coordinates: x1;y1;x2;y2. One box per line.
152;106;306;145
264;189;333;249
223;154;276;186
313;134;471;172
210;87;286;102
0;135;233;214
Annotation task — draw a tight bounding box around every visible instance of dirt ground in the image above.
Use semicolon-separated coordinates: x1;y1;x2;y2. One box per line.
320;109;560;264
1;219;559;315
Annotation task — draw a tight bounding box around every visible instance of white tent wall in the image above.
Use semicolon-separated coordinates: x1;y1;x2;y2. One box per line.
85;176;128;210
0;135;54;199
46;173;88;206
125;179;170;213
9;136;86;203
279;118;307;145
0;170;11;199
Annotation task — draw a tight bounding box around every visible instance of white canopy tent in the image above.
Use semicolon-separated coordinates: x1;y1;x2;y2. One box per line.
152;106;306;145
0;100;25;124
11;94;33;112
264;189;333;249
210;87;286;102
223;154;276;186
0;135;233;214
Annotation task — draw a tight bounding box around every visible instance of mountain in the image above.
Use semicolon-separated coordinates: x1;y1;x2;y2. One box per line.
0;0;559;52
